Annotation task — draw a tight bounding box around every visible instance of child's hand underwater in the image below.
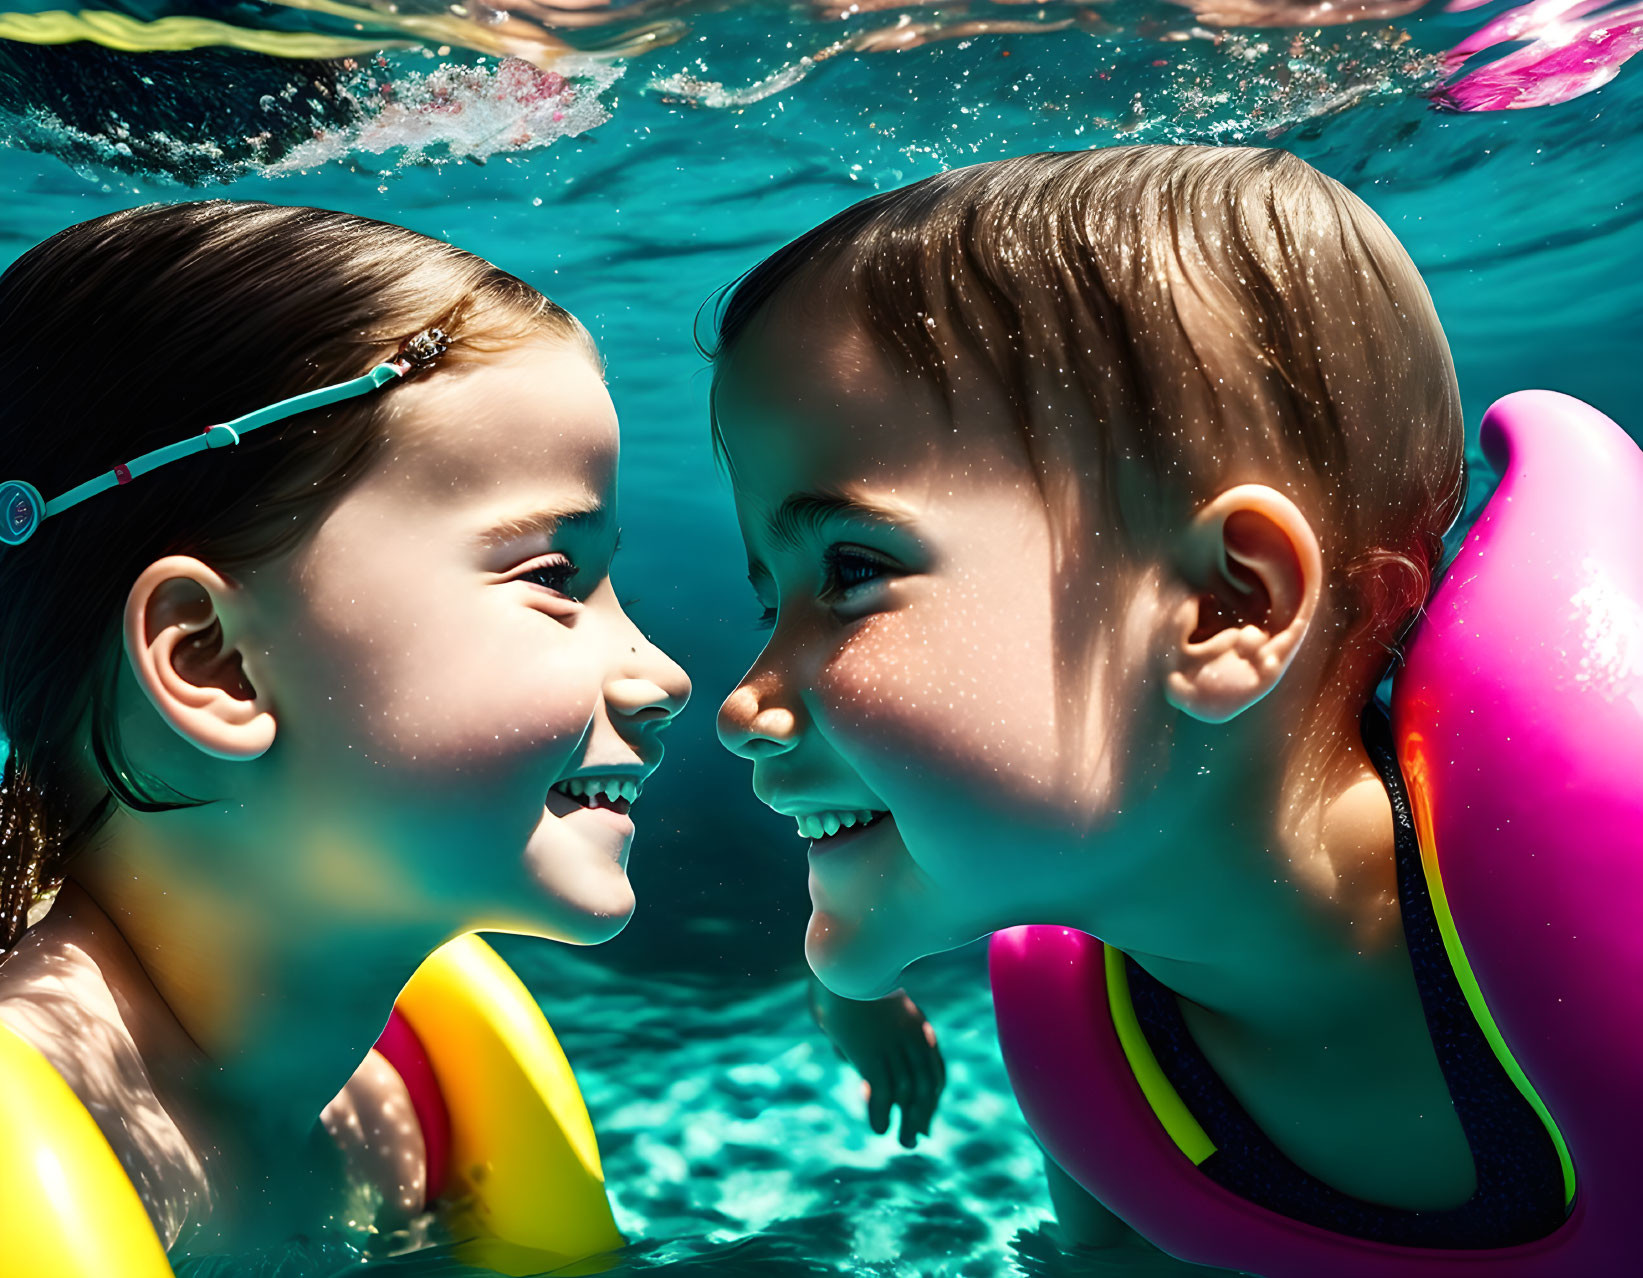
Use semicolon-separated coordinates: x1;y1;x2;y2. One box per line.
809;977;945;1148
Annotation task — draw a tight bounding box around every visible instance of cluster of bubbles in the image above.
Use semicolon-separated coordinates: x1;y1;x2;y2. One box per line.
1123;25;1449;142
268;53;623;177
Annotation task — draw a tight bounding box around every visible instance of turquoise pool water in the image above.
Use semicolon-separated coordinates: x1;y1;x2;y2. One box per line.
2;3;1640;1273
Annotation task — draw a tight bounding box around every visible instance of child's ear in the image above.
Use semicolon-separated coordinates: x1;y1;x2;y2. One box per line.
123;556;276;761
1162;484;1323;724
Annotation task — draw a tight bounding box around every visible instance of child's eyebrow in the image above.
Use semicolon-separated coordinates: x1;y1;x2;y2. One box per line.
767;490;916;552
475;502;608;549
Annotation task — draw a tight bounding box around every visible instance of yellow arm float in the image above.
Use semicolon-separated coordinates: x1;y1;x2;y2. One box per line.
0;937;613;1278
392;934;624;1276
0;1021;175;1278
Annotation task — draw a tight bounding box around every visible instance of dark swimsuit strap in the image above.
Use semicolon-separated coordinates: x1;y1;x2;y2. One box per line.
1120;702;1567;1249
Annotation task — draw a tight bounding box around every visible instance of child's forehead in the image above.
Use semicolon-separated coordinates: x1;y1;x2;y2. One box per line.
280;339;621;573
385;339;616;492
718;293;891;408
718;396;1036;553
719;335;1027;501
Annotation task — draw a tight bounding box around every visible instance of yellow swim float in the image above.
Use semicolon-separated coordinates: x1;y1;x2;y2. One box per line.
0;933;621;1277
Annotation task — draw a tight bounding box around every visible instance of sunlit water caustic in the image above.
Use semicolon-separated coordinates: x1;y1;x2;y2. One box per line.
1;1;1640;1273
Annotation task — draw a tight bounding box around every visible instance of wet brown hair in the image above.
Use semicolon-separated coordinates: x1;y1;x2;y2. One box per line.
0;201;594;947
708;146;1466;710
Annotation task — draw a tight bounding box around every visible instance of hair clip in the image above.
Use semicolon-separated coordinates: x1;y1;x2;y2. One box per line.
398;328;450;369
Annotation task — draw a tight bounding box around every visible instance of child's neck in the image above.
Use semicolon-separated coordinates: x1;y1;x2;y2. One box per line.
1111;712;1478;1211
65;808;433;1151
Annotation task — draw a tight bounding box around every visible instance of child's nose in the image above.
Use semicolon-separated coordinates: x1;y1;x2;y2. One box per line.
606;643;691;727
717;681;800;759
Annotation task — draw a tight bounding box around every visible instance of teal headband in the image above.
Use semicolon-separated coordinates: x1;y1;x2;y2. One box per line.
0;329;449;548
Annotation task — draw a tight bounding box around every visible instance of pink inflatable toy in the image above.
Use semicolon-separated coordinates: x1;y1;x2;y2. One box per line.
990;391;1642;1274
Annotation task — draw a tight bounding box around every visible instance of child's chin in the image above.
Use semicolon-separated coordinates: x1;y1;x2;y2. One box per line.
805;907;908;1000
521;841;637;940
558;879;636;945
560;906;633;946
506;869;636;945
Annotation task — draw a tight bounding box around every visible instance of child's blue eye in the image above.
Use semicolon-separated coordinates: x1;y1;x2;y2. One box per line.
751;546;895;630
520;555;578;594
823;545;892;596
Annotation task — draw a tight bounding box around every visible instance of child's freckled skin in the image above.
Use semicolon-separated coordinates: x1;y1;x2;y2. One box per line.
714;304;1170;999
710;146;1499;1223
709;147;1537;1235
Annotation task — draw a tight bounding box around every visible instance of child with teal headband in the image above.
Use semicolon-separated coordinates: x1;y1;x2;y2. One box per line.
0;201;690;1272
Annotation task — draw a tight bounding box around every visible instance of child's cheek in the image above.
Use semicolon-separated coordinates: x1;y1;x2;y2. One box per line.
297;632;599;784
812;609;933;754
397;658;598;767
814;594;1065;810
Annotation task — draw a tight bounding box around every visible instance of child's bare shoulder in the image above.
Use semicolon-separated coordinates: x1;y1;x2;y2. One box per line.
320;1047;431;1231
1;899;432;1243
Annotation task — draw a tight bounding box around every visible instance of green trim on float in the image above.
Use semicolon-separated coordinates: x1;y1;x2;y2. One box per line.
1415;833;1576;1207
1104;943;1217;1166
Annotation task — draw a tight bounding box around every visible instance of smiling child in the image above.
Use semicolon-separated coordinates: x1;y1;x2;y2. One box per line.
0;201;689;1270
706;146;1586;1268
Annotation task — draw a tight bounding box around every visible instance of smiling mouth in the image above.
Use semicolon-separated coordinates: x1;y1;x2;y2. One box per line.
550;776;639;817
797;809;890;846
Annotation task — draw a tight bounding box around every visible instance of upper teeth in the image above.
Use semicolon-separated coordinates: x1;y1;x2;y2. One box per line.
795;810;880;840
555;776;640;804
